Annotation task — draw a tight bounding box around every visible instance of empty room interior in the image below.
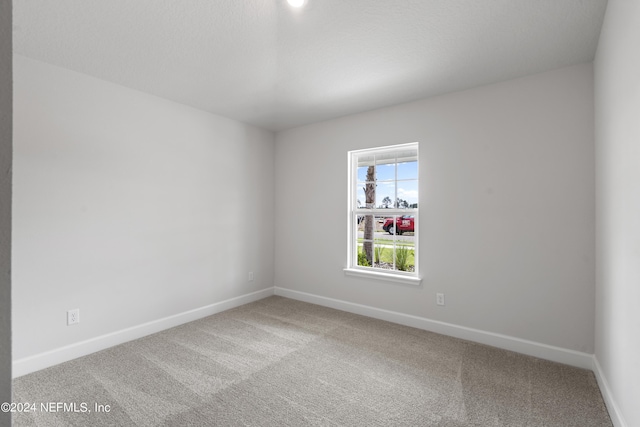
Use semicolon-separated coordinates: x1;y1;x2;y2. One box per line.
1;0;639;426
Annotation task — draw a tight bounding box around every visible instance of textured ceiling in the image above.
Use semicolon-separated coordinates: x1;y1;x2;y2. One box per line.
13;0;607;131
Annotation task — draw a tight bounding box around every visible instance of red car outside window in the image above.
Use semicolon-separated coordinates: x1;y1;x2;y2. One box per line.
382;215;414;235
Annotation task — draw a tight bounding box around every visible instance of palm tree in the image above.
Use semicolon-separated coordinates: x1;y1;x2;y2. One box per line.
363;166;375;265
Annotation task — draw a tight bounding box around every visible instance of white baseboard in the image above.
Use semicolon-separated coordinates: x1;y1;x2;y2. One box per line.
15;285;624;425
274;287;594;370
13;287;275;378
592;357;628;427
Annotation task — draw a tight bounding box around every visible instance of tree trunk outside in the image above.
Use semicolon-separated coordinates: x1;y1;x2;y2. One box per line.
363;165;375;265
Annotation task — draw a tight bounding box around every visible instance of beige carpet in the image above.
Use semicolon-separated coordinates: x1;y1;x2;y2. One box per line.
12;296;612;426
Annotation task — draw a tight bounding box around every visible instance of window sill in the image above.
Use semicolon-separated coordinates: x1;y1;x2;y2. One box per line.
343;268;422;286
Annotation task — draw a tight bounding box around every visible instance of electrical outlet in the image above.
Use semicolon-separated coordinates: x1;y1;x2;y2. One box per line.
67;309;80;325
436;293;445;306
248;271;254;282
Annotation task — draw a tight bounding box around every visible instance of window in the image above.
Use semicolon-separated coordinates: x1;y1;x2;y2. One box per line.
345;143;420;284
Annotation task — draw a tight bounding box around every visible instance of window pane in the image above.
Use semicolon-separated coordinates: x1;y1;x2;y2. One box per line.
357;214;373;231
381;214;399;236
356;187;367;209
397;180;418;208
357;159;376;208
376;181;395;208
357;155;375;183
358;214;380;267
394;216;416;272
373;215;387;236
393;243;415;272
357;243;372;267
374;235;392;270
372;215;389;268
397;159;418;180
357;166;370;183
376;162;395;182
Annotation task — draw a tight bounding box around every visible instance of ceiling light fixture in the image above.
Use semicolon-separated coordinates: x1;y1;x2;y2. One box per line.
287;0;306;8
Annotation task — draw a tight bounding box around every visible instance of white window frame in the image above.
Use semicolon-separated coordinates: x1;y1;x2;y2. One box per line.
344;142;421;285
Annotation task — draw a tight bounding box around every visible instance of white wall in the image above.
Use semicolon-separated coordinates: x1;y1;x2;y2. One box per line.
594;0;640;425
275;63;595;354
12;56;275;361
0;0;12;425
